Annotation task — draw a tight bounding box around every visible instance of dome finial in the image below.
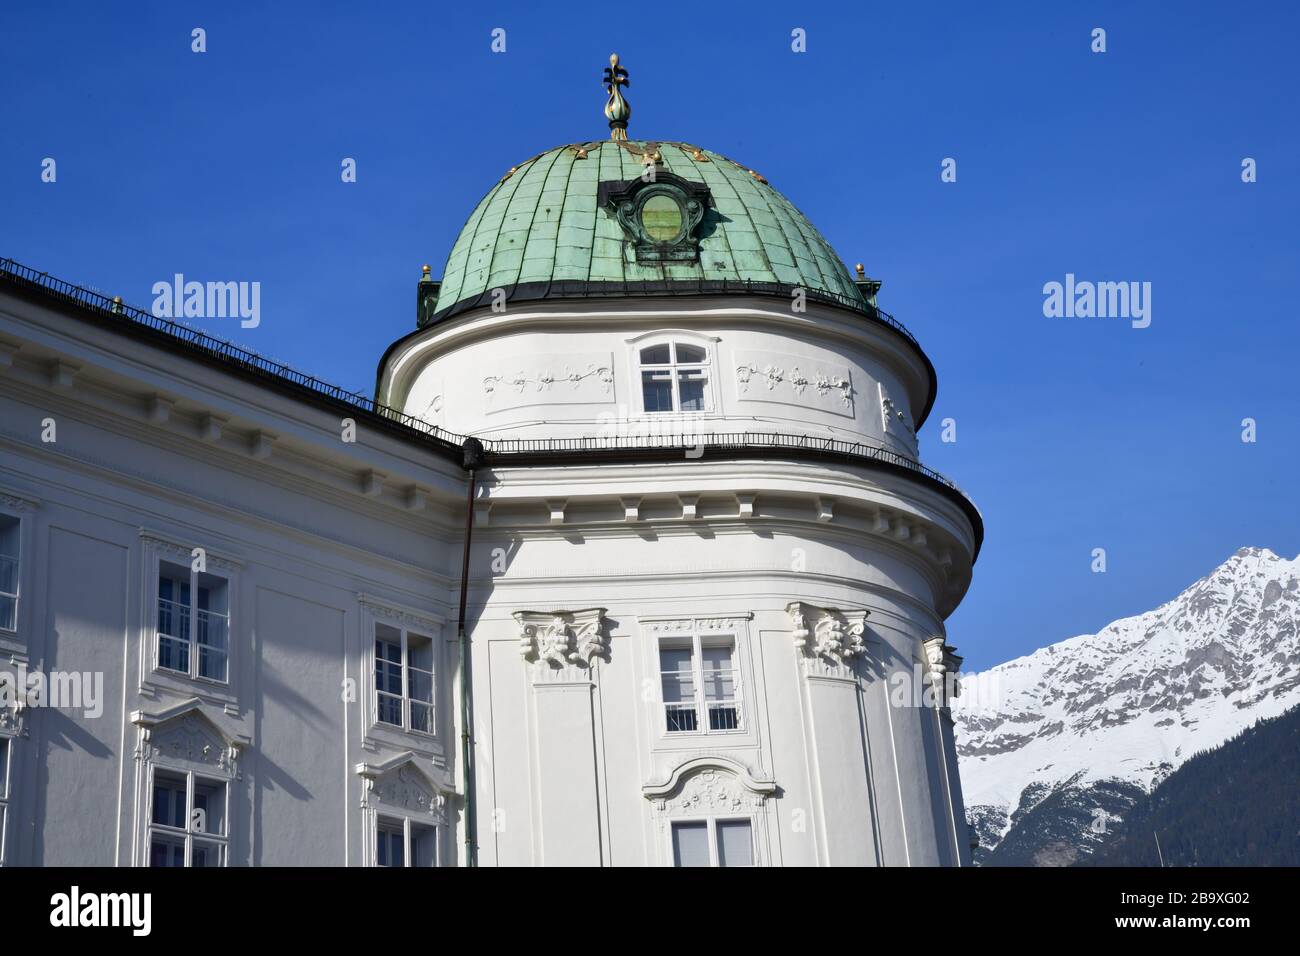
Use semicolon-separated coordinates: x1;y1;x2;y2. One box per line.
602;53;630;141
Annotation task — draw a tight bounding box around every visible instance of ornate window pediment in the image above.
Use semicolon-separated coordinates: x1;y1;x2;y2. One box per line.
131;697;250;778
356;752;451;826
642;755;776;815
600;172;713;264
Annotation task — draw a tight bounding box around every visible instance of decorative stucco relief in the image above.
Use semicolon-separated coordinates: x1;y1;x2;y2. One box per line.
356;754;450;826
734;349;854;416
878;382;916;444
483;353;615;413
787;602;871;673
642;756;777;815
922;636;964;708
515;608;609;671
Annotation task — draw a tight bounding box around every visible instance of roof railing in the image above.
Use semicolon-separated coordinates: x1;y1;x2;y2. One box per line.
0;256;980;550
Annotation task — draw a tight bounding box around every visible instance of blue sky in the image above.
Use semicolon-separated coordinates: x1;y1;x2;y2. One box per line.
3;1;1297;670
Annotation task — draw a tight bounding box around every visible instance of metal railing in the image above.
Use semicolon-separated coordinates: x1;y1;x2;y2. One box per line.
0;257;470;449
0;257;982;549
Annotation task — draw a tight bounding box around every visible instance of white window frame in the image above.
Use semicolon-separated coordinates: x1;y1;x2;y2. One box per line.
668;815;755;867
626;330;721;418
657;631;743;736
155;562;230;685
140;533;242;709
0;512;20;637
372;813;439;868
372;623;436;737
0;736;10;867
0;492;37;656
146;766;229;868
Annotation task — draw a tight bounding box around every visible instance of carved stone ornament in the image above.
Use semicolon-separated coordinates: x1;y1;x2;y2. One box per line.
130;698;250;779
922;636;963;706
356;753;451;826
642;756;777;815
515;608;609;669
786;602;870;666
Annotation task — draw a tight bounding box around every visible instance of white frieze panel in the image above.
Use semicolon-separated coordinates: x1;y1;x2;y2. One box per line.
483;353;615;413
733;349;855;418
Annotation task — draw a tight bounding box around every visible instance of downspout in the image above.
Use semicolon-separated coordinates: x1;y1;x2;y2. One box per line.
457;437;485;867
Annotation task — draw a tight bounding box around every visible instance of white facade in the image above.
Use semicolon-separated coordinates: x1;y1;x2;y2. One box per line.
0;262;978;865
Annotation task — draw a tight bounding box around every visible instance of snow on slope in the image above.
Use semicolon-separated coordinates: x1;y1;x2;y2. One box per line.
954;547;1300;837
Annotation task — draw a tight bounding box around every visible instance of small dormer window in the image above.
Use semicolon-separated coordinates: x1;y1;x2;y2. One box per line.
640;195;685;242
639;342;710;413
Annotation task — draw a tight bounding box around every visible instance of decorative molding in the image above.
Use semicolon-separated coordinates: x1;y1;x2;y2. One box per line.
735;353;853;412
138;528;243;572
923;636;963;707
482;354;615;413
787;602;871;669
641;614;750;635
0;700;27;738
356;751;452;825
514;608;609;670
642;755;776;814
130;698;250;779
0;489;40;513
358;594;445;636
878;382;915;440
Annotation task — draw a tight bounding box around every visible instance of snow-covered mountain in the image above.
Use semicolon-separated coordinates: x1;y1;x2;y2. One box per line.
954;546;1300;865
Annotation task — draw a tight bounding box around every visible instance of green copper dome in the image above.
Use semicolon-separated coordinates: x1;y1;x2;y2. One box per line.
425;139;868;322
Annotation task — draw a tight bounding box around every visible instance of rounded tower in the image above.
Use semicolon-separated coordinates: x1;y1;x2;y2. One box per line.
378;58;980;866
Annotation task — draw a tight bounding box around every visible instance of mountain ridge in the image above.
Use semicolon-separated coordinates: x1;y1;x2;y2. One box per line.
955;546;1300;864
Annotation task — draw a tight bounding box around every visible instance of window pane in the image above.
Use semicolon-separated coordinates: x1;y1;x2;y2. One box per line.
191;839;225;868
641;195;683;241
152;772;187;829
0;515;18;561
701;645;735;699
661;645;698;733
193;778;226;836
149;834;186;867
0;739;8;798
639;344;671;365
0;516;17;623
375;632;403;726
717;820;754;867
197;611;228;681
377;820;404;867
675;343;707;363
677;370;707;411
671;821;710;867
641;371;674;412
158;634;190;673
407;631;435;730
412;824;437;867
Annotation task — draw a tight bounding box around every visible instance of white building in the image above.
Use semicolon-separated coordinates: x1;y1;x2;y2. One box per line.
0;63;981;867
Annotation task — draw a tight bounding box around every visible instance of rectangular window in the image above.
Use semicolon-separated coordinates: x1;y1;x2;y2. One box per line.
376;818;404;867
0;737;8;865
659;633;742;734
671;818;753;867
156;562;229;683
375;815;437;867
149;769;228;867
0;515;19;632
638;342;711;414
373;622;436;735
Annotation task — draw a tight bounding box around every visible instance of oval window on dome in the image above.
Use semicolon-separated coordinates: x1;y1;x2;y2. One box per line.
640;195;683;242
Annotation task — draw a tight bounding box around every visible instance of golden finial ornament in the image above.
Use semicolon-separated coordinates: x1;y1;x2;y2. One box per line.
602;53;631;141
422;264;432;277
855;263;865;277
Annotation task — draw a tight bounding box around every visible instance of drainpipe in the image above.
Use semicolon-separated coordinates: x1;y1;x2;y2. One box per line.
457;437;485;867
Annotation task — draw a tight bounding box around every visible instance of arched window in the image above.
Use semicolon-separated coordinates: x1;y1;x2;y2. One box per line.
638;341;711;413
